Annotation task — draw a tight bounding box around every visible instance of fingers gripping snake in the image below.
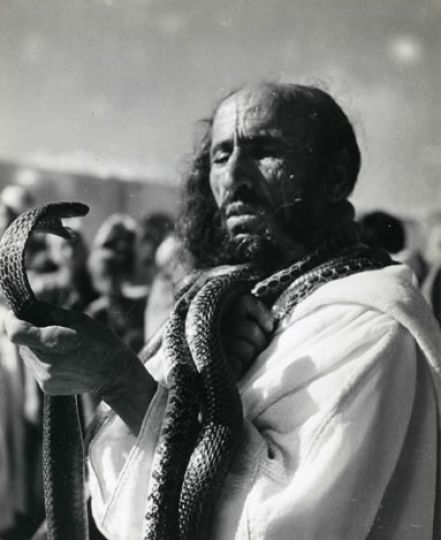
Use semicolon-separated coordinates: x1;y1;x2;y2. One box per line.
0;202;89;540
0;202;393;540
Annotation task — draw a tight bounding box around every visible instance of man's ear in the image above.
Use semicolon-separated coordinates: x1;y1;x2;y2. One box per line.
327;149;354;202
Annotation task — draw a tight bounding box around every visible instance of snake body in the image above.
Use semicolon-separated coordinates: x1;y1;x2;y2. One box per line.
143;290;202;539
178;268;262;539
143;225;392;539
0;202;392;540
0;202;89;540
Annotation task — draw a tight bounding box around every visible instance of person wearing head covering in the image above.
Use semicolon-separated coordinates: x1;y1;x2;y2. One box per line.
86;214;145;353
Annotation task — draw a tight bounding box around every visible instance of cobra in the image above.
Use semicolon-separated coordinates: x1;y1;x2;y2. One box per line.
0;201;89;540
0;202;392;540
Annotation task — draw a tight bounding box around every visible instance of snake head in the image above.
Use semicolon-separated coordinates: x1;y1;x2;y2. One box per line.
0;201;90;319
36;220;77;241
31;202;90;240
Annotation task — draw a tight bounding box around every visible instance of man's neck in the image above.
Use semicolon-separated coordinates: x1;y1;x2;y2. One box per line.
281;200;356;268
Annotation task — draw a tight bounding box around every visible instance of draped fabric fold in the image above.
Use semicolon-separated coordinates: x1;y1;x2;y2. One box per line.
89;264;441;539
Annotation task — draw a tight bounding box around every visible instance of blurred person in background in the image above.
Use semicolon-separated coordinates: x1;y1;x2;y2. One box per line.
144;234;190;340
359;210;406;255
359;210;427;285
33;227;97;313
0;185;45;538
87;214;145;353
0;184;35;237
92;212;138;283
136;212;174;286
422;211;441;324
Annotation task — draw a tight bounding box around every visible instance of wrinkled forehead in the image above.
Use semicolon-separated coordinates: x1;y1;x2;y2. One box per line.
211;86;312;143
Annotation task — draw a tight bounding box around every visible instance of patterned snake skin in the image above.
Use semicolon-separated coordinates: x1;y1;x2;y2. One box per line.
0;202;90;540
142;223;393;539
0;202;392;540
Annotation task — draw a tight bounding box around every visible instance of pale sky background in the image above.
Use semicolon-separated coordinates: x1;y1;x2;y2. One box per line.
0;0;440;216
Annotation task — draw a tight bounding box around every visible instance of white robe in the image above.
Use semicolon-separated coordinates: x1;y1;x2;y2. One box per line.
88;264;441;539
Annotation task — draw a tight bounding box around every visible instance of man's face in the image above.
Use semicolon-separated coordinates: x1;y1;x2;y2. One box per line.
209;86;330;263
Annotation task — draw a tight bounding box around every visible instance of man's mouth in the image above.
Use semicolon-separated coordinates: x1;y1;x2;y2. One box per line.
225;201;259;216
224;202;263;235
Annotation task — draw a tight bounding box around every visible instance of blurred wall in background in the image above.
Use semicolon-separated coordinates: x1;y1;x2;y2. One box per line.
0;160;179;242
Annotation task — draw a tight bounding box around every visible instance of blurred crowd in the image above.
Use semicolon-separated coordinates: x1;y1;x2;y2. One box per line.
0;182;441;538
0;184;188;539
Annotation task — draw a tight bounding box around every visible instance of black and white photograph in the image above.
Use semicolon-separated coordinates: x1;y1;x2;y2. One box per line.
0;1;440;539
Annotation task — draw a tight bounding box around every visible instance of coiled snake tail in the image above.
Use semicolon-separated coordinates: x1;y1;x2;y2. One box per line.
0;201;90;540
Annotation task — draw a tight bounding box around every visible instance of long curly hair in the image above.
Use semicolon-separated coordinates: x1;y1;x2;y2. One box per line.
177;82;361;270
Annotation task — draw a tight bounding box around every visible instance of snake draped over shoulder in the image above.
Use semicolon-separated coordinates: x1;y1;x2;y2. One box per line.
0;201;90;540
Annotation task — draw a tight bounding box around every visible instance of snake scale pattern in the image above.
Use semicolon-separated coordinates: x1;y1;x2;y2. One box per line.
0;202;90;540
0;202;392;540
142;222;392;539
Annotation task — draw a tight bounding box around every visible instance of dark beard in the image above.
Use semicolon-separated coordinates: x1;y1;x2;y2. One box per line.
212;226;285;273
211;189;287;272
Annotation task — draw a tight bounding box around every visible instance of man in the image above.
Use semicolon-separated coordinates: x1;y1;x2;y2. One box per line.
4;82;441;539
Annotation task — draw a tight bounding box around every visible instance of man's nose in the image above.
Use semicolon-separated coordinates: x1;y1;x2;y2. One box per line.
221;147;253;194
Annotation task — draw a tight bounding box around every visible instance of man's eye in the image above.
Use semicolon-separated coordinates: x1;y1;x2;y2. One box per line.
249;144;279;160
211;152;229;165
